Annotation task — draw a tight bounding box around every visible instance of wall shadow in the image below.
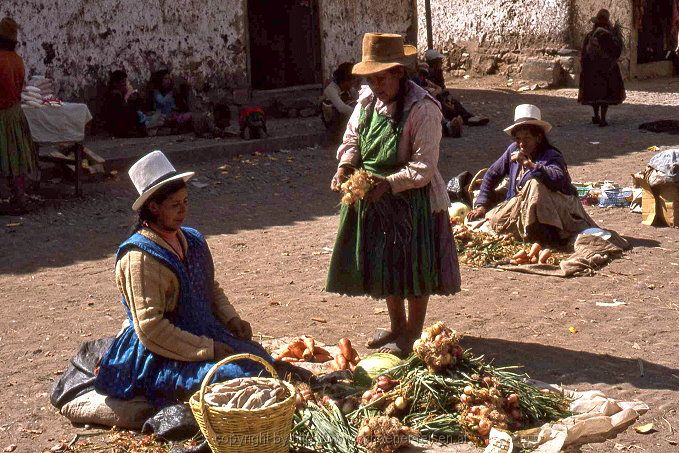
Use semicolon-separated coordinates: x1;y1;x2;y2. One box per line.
1;82;678;275
461;336;678;391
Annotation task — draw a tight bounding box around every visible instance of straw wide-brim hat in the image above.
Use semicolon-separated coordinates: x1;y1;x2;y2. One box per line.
503;104;553;136
129;150;194;211
0;17;18;42
352;33;417;76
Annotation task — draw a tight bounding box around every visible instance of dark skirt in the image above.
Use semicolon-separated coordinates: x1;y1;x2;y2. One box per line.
578;61;626;106
326;187;461;298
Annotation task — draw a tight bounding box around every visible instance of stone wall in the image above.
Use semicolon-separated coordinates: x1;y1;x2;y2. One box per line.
572;0;633;78
416;0;576;83
319;0;414;82
7;0;247;106
7;0;413;110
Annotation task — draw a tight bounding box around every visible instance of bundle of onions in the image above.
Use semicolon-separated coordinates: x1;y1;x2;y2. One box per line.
340;169;373;205
455;378;523;446
355;416;419;453
412;322;464;373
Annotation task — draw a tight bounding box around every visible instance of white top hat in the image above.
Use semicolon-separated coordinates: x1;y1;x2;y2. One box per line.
128;150;194;211
503;104;553;136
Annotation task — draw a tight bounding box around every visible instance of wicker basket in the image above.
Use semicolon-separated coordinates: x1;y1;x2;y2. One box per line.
189;353;296;453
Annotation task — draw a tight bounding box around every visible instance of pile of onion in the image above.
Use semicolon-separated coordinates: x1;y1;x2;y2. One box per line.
413;322;464;373
455;375;523;446
355;415;419;453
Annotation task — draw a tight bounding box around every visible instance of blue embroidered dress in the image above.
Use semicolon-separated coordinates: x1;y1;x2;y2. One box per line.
94;227;273;407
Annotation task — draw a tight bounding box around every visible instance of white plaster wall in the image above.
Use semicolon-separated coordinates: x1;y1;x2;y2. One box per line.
319;0;413;82
7;0;247;101
417;0;571;53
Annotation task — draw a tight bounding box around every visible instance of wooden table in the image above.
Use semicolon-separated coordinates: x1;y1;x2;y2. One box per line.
22;103;93;196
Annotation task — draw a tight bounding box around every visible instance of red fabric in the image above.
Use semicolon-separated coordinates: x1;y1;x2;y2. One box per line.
238;106;265;127
0;51;25;109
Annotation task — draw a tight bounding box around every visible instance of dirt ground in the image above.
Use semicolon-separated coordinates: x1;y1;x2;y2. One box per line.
1;77;678;452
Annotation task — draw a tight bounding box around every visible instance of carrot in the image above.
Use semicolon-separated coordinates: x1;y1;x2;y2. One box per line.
338;338;353;359
349;348;360;365
538;248;552;264
335;353;349;370
313;353;333;363
276;339;305;360
530;256;538;264
313;346;331;356
279;356;302;362
330;357;341;371
512;250;528;260
528;243;542;258
301;335;315;360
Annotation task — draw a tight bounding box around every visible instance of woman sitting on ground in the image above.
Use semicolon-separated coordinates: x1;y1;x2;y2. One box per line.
103;69;147;138
94;151;307;407
466;104;596;245
148;69;193;132
321;62;358;141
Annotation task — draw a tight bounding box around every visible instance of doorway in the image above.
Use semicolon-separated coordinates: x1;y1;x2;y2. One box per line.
636;0;673;64
247;0;323;90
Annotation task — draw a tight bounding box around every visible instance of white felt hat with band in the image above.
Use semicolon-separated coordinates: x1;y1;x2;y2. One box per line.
129;150;194;211
503;104;553;136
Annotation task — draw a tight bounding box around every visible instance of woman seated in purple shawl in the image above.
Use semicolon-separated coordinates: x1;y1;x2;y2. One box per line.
466;104;596;245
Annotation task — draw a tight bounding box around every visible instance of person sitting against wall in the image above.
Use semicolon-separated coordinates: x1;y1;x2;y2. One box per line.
466;104;596;245
321;62;358;142
147;69;193;133
424;48;489;130
103;70;147;138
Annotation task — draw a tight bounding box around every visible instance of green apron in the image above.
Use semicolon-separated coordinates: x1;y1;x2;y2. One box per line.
325;100;439;298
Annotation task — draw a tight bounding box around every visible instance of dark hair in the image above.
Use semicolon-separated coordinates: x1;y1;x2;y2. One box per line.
511;124;555;154
108;69;127;87
131;179;187;234
0;36;17;51
150;69;171;93
391;67;409;128
333;62;354;85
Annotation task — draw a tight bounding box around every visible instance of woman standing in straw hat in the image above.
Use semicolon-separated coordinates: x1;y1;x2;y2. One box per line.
578;9;625;127
326;33;461;356
93;151;307;406
0;17;37;214
467;104;596;244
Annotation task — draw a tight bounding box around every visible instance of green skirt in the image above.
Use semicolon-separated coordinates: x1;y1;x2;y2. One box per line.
326;186;442;298
0;103;37;179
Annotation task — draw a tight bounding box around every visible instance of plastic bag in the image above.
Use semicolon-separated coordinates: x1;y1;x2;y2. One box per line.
648;149;679;183
446;171;472;204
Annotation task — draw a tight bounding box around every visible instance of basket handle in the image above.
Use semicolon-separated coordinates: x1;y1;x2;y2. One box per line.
198;353;278;443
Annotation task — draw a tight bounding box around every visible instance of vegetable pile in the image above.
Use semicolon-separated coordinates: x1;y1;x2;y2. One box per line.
412;321;464;373
290;322;571;452
341;169;374;205
276;335;333;363
204;378;288;410
275;335;360;370
453;224;564;267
